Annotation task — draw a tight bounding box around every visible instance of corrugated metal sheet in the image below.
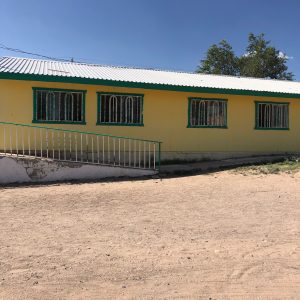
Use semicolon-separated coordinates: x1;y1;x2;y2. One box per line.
1;56;300;94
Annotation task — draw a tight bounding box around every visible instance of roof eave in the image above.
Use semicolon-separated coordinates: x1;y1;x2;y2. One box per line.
1;72;300;99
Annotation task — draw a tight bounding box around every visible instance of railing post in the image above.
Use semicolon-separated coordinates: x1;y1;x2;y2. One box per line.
69;133;72;161
52;131;55;159
22;127;25;156
148;142;151;169
118;138;121;166
28;127;31;157
143;141;146;169
9;127;12;156
92;137;94;163
153;143;156;170
97;136;99;164
64;132;66;161
58;131;61;160
134;140;136;168
80;133;83;162
40;128;42;158
113;138;116;166
75;133;78;162
102;136;105;163
158;142;161;173
34;128;37;157
86;135;89;163
46;129;49;158
16;127;18;156
3;126;6;155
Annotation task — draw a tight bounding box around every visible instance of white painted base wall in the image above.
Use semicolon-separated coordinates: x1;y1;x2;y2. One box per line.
0;156;156;184
160;151;299;162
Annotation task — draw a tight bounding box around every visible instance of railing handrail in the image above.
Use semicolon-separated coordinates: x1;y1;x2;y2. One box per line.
0;121;162;144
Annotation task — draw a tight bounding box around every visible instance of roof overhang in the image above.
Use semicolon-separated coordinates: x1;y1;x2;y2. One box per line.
1;72;300;99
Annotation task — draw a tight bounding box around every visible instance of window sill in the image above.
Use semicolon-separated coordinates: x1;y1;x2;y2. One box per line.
254;127;289;131
96;122;144;127
32;120;86;125
187;125;228;129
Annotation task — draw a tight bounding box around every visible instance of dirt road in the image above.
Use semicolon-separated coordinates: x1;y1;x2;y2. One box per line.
0;171;299;299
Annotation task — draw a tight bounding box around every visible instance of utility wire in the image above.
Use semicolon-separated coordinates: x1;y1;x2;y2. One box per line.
0;43;74;62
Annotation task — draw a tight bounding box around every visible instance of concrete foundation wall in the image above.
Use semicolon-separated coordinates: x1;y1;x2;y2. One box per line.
160;151;300;162
0;156;155;184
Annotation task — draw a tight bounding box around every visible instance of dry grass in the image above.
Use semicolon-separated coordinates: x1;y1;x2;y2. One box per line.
233;157;300;175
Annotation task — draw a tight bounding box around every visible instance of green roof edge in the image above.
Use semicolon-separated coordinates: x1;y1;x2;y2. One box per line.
1;72;300;99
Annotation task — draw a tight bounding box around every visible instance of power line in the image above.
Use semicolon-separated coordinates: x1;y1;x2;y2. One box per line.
0;43;74;62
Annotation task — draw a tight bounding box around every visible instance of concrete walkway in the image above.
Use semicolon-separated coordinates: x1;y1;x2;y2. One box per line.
160;155;289;175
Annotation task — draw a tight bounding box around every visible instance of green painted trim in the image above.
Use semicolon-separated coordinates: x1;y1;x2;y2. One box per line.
1;72;300;98
187;97;228;128
254;100;290;105
0;121;161;143
187;125;228;129
254;127;290;131
189;97;228;101
97;92;144;126
96;91;144;97
254;101;290;130
82;90;86;124
32;87;87;93
96;122;144;127
32;120;87;125
33;88;37;121
32;87;86;125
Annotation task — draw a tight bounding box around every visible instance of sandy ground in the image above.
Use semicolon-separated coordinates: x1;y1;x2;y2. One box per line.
0;171;299;300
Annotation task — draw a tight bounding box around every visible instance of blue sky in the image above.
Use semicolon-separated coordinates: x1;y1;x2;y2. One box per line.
1;0;300;79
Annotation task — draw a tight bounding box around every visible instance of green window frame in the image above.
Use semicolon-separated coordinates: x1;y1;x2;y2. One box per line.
188;97;228;128
97;92;144;126
32;87;86;124
255;101;289;130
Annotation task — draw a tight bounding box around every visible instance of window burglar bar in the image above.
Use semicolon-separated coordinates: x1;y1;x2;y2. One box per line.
0;121;161;171
34;90;84;123
98;93;143;125
190;99;227;127
257;103;289;129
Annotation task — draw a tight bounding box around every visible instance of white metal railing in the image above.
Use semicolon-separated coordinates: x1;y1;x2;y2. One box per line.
0;122;161;171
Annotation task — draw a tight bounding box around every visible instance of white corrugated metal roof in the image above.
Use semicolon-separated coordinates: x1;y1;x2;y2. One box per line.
1;56;300;95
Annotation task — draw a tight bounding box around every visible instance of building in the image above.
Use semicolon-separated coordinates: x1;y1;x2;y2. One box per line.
1;56;300;166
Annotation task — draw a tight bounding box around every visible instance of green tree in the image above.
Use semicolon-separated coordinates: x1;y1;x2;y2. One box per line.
197;40;239;76
197;33;294;80
239;33;293;80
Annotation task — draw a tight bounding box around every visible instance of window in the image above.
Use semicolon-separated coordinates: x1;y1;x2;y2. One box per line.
188;98;227;128
97;92;143;126
255;102;289;130
33;88;86;124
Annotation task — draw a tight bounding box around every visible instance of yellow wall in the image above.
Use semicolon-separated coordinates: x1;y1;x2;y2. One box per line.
0;79;300;156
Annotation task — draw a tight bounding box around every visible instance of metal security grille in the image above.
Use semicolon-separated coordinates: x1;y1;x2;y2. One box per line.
35;89;84;123
190;99;227;127
98;93;143;125
256;103;289;129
